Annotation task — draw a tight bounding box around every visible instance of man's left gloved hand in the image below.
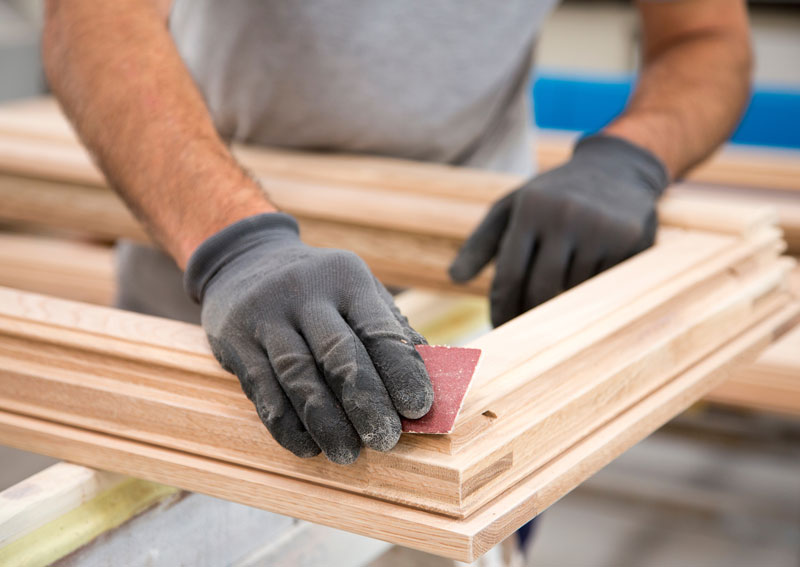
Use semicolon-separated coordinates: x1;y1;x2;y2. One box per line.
449;134;669;327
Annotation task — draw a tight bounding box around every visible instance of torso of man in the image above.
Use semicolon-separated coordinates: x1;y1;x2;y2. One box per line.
116;0;560;321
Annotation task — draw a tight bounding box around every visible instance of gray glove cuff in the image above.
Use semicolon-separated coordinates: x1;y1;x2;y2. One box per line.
184;212;300;303
573;134;670;197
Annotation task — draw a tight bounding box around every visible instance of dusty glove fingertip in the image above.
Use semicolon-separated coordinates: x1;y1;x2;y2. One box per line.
286;437;323;459
448;255;478;283
325;443;361;466
404;327;428;347
361;414;402;452
395;374;434;420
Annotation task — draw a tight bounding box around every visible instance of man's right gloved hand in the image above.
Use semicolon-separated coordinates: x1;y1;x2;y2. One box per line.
184;213;433;465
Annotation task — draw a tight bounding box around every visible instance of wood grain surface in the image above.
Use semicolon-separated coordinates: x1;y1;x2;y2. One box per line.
0;301;794;562
0;227;793;517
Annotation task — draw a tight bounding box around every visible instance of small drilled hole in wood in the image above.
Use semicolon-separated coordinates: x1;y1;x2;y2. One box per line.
482;410;497;419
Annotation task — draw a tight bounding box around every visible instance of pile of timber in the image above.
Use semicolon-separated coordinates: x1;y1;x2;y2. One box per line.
0;97;795;294
0;98;798;560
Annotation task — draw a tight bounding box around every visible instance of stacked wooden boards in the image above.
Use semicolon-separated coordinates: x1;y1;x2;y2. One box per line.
0;97;786;293
0;233;114;306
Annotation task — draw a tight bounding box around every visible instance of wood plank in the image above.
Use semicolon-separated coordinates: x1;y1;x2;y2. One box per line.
668;184;800;253
453;229;779;433
0;232;792;517
0;301;794;562
0;98;777;249
706;322;800;416
0;233;114;306
0;462;124;547
0;110;778;299
0;475;178;567
437;239;788;449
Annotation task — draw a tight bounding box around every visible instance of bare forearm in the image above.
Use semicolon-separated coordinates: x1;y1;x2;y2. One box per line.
605;0;752;179
43;0;276;268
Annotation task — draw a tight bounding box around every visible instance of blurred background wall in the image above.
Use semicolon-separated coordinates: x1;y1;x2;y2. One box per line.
534;0;800;149
2;0;799;147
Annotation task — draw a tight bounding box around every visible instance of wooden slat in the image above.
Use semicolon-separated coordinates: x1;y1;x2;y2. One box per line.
0;301;794;562
435;239;788;453
0;473;177;567
0;172;486;294
706;322;800;416
450;229;779;436
0;233;114;306
433;262;795;512
0;462;124;547
668;184;800;254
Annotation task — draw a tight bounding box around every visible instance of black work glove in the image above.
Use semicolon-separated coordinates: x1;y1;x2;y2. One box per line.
449;134;669;327
185;213;433;465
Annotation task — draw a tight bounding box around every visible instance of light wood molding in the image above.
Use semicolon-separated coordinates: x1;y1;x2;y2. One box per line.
0;301;795;562
0;98;783;294
0;226;794;518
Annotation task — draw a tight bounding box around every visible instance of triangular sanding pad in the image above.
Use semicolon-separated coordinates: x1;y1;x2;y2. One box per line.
401;345;482;434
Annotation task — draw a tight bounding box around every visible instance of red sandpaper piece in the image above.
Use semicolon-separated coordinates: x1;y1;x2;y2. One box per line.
401;345;482;434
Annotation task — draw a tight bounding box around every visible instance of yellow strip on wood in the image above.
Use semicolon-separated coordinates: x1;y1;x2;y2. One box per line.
0;478;178;567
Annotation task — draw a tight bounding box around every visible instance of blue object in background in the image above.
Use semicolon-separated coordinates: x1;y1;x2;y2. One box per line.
532;73;800;150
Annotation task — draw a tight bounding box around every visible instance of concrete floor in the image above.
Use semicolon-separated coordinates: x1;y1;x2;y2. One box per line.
526;410;800;567
370;408;800;567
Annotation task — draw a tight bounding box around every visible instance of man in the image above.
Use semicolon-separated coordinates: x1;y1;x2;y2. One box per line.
42;1;752;467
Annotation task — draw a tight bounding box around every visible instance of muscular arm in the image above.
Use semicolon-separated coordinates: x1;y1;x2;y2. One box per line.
451;0;753;323
43;0;433;465
604;0;752;179
42;0;277;268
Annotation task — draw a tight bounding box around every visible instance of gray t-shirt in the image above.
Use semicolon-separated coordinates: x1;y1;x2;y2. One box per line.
116;1;560;321
170;0;559;176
